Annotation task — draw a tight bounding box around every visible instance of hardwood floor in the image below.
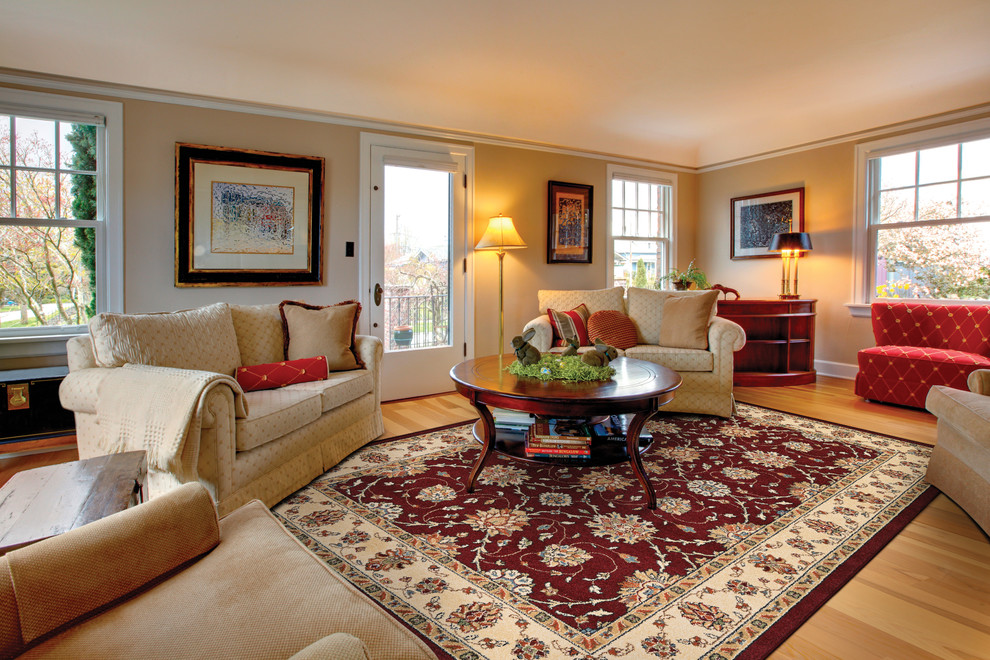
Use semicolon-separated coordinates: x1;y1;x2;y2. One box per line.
2;376;987;658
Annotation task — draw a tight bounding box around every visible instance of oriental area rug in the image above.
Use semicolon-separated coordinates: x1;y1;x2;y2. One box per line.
272;404;935;659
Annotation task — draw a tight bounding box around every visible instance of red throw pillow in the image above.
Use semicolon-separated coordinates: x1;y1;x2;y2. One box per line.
587;309;639;350
547;304;591;347
235;356;329;392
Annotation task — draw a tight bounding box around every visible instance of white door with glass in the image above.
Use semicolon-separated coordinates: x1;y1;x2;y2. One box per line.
363;136;472;401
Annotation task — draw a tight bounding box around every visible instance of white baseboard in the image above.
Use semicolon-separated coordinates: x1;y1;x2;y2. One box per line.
814;360;858;380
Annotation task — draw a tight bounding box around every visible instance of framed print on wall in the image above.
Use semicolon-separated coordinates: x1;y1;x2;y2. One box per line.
547;180;593;264
730;187;804;259
175;143;325;286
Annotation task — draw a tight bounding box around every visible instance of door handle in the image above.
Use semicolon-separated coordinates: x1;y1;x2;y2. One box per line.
374;283;383;306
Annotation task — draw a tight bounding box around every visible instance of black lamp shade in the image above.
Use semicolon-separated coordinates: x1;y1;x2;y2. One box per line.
769;232;813;252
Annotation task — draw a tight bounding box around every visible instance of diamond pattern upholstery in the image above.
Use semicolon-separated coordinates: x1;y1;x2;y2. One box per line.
855;302;990;409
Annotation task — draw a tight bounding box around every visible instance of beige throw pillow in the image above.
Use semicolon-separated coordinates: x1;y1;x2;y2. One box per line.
88;302;241;376
659;290;719;349
279;300;364;371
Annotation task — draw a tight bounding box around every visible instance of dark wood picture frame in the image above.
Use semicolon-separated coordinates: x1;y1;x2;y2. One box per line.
175;142;325;286
547;180;593;264
730;187;804;260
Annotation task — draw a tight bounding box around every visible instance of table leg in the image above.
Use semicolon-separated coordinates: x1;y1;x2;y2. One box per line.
466;403;496;492
626;410;657;509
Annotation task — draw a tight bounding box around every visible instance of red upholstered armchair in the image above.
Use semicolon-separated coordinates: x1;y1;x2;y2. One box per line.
855;301;990;409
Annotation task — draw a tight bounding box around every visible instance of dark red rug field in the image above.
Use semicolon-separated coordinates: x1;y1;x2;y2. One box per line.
273;404;935;659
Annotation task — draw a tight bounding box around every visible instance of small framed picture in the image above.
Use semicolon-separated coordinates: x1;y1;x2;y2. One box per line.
175;143;325;286
547;180;593;264
730;187;805;259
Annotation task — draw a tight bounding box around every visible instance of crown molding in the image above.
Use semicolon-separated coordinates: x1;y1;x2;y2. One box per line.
3;68;987;174
0;68;694;174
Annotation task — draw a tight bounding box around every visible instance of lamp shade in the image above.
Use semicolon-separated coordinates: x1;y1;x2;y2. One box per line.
768;232;813;252
475;215;526;251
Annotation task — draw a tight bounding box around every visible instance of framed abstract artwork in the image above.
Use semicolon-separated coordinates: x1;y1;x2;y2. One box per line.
730;187;805;260
547;180;593;264
175;143;325;286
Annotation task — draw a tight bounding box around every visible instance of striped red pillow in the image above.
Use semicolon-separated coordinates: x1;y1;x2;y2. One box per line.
547;304;591;347
587;309;639;350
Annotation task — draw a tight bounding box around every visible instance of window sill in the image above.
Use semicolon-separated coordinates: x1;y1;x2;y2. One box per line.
846;303;871;318
0;331;84;359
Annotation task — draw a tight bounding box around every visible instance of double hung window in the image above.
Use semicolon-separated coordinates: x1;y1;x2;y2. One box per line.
607;165;676;290
856;118;990;304
0;88;121;344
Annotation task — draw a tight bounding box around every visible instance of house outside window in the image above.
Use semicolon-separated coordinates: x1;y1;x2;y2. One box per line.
607;165;676;291
854;117;990;307
0;88;122;353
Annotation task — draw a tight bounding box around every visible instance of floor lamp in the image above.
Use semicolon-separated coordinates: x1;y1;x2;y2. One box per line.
475;214;527;356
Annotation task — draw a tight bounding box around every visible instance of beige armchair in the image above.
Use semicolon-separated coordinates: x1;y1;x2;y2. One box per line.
0;483;436;659
925;369;990;536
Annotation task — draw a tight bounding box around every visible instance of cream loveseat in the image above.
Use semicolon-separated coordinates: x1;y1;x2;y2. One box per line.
523;287;746;417
0;482;435;659
59;301;384;516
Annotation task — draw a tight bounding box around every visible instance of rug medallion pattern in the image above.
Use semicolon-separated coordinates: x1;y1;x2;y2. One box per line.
273;404;933;659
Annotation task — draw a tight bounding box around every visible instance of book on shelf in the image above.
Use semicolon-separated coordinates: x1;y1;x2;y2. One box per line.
590;416;653;446
491;407;536;431
524;449;591;460
524;445;591;456
530;418;593;442
525;438;593;452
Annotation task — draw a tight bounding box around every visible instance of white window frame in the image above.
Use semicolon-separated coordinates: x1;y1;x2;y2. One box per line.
850;117;990;317
606;164;677;289
0;88;123;357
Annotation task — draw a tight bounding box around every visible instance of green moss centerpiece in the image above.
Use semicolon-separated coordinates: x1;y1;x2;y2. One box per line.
507;354;615;382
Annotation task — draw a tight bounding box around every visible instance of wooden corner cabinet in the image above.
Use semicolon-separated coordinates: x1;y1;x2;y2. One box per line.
716;299;816;386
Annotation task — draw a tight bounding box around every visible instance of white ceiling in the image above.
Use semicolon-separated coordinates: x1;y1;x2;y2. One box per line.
3;0;990;167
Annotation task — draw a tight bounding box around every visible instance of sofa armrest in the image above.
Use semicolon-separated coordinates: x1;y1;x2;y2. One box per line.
968;369;990;396
926;385;990;444
2;483;218;651
522;316;554;352
288;633;371;660
708;316;746;377
354;335;383;406
59;368;111;415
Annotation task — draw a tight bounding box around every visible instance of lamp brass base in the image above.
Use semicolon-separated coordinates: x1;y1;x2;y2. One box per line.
778;294;801;300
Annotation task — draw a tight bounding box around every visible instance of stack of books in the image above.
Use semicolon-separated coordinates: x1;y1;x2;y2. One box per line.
525;418;592;459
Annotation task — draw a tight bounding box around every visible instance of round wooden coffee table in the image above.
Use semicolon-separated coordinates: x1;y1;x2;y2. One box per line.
449;355;681;509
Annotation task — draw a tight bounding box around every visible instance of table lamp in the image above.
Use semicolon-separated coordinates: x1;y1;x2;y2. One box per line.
475;214;527;356
769;231;812;299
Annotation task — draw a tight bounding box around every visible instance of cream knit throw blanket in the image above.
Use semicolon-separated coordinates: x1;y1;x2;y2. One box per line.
97;364;247;481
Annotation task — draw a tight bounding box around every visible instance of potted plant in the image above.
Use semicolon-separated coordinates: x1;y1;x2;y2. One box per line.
392;324;413;348
657;260;710;290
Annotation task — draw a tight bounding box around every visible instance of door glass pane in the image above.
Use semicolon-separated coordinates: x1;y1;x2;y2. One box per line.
382;165;451;351
874;221;990;299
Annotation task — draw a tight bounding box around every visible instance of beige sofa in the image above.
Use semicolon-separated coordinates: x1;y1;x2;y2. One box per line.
59;302;384;516
925;369;990;536
523;287;746;417
0;482;436;659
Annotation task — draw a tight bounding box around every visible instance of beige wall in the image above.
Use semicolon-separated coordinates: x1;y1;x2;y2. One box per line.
696;143;874;372
3;83;701;375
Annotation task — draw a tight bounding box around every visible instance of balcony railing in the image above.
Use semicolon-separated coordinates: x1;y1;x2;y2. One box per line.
384;292;450;351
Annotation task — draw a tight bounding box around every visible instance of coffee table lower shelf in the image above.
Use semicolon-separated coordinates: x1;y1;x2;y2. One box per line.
471;420;651;467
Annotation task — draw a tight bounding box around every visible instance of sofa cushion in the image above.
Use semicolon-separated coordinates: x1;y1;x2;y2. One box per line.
537;287;625;316
288;369;375;413
586;310;639;350
626;288;718;345
855;344;990;409
280;300;364;371
88;302;241;376
659;290;719;349
236;356;329;392
624;345;715;372
230;303;285;366
548;304;591;346
237;389;323;451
